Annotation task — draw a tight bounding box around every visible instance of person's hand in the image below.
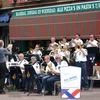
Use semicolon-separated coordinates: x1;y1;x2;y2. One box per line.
7;44;13;51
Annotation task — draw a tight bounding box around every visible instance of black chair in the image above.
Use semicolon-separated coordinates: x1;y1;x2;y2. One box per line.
9;66;22;91
24;64;36;96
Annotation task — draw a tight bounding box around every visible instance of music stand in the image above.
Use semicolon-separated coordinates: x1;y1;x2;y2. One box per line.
24;64;36;96
9;66;22;90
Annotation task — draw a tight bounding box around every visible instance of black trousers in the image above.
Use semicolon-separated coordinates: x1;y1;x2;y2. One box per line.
0;63;6;91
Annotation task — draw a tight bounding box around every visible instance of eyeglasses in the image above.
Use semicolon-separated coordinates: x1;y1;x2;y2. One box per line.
90;37;93;38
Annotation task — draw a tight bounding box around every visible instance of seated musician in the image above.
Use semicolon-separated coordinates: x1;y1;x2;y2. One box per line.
44;54;68;95
32;44;42;58
59;37;69;47
49;44;60;59
58;45;70;64
47;37;59;50
18;53;29;73
69;33;83;48
85;34;98;76
22;56;40;91
37;55;56;93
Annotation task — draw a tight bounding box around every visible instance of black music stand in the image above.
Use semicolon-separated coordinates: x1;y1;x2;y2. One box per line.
24;64;36;96
9;66;22;90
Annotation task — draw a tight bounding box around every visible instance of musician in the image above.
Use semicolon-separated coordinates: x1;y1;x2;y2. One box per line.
47;37;59;50
85;34;98;76
44;54;68;95
18;53;29;73
32;44;42;58
0;40;12;94
59;37;69;47
59;45;70;63
70;33;83;48
73;43;89;91
22;56;40;91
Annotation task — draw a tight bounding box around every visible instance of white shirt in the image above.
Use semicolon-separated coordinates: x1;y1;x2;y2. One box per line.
59;51;70;62
32;50;42;58
55;60;68;73
86;40;98;47
74;49;87;62
60;42;69;47
48;42;59;50
32;62;40;74
18;59;29;72
72;39;83;47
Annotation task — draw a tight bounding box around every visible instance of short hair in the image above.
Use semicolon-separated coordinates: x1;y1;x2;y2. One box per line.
55;54;63;60
53;44;58;47
76;33;80;36
44;55;50;59
31;56;37;61
51;37;55;40
63;37;67;40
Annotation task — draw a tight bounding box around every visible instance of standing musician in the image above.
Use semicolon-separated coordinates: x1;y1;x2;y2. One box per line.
59;37;69;47
73;43;89;91
47;37;59;50
85;34;98;76
0;40;12;94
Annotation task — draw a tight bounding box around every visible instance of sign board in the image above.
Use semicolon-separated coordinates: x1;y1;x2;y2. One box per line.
60;66;81;99
13;1;100;17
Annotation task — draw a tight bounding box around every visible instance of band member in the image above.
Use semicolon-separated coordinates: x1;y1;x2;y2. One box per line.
74;44;89;91
85;34;98;76
44;54;68;95
47;37;59;50
59;45;70;63
59;37;69;47
32;44;42;58
69;33;83;48
0;40;12;94
18;53;29;73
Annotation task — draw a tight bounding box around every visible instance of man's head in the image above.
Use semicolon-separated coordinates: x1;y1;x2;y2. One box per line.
0;40;4;47
44;55;50;63
31;56;37;63
55;54;63;62
90;34;95;41
75;33;80;40
18;53;24;61
35;44;40;50
51;37;56;43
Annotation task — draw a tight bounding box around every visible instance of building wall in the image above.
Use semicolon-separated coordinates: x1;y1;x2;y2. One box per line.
0;0;87;8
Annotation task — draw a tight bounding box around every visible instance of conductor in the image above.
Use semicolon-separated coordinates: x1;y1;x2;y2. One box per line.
0;40;12;94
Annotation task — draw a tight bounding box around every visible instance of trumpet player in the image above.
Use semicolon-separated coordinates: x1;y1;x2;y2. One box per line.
85;34;98;76
73;43;89;91
59;37;69;47
69;33;83;48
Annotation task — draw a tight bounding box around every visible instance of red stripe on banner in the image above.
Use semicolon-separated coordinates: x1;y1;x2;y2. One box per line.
71;13;77;34
72;89;80;96
64;14;71;39
84;12;89;38
90;11;95;35
47;15;56;38
78;12;84;39
56;15;64;39
39;17;47;39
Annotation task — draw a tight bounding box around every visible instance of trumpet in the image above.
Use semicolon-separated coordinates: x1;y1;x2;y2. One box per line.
29;48;34;54
47;63;53;75
59;41;64;45
97;37;100;42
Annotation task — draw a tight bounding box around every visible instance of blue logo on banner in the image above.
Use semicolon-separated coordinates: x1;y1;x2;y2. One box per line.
0;14;10;22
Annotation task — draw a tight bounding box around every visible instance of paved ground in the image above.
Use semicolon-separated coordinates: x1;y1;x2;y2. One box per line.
0;88;100;100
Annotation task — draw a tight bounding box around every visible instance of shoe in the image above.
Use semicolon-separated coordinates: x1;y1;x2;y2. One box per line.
0;91;6;94
84;87;89;91
45;91;52;95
